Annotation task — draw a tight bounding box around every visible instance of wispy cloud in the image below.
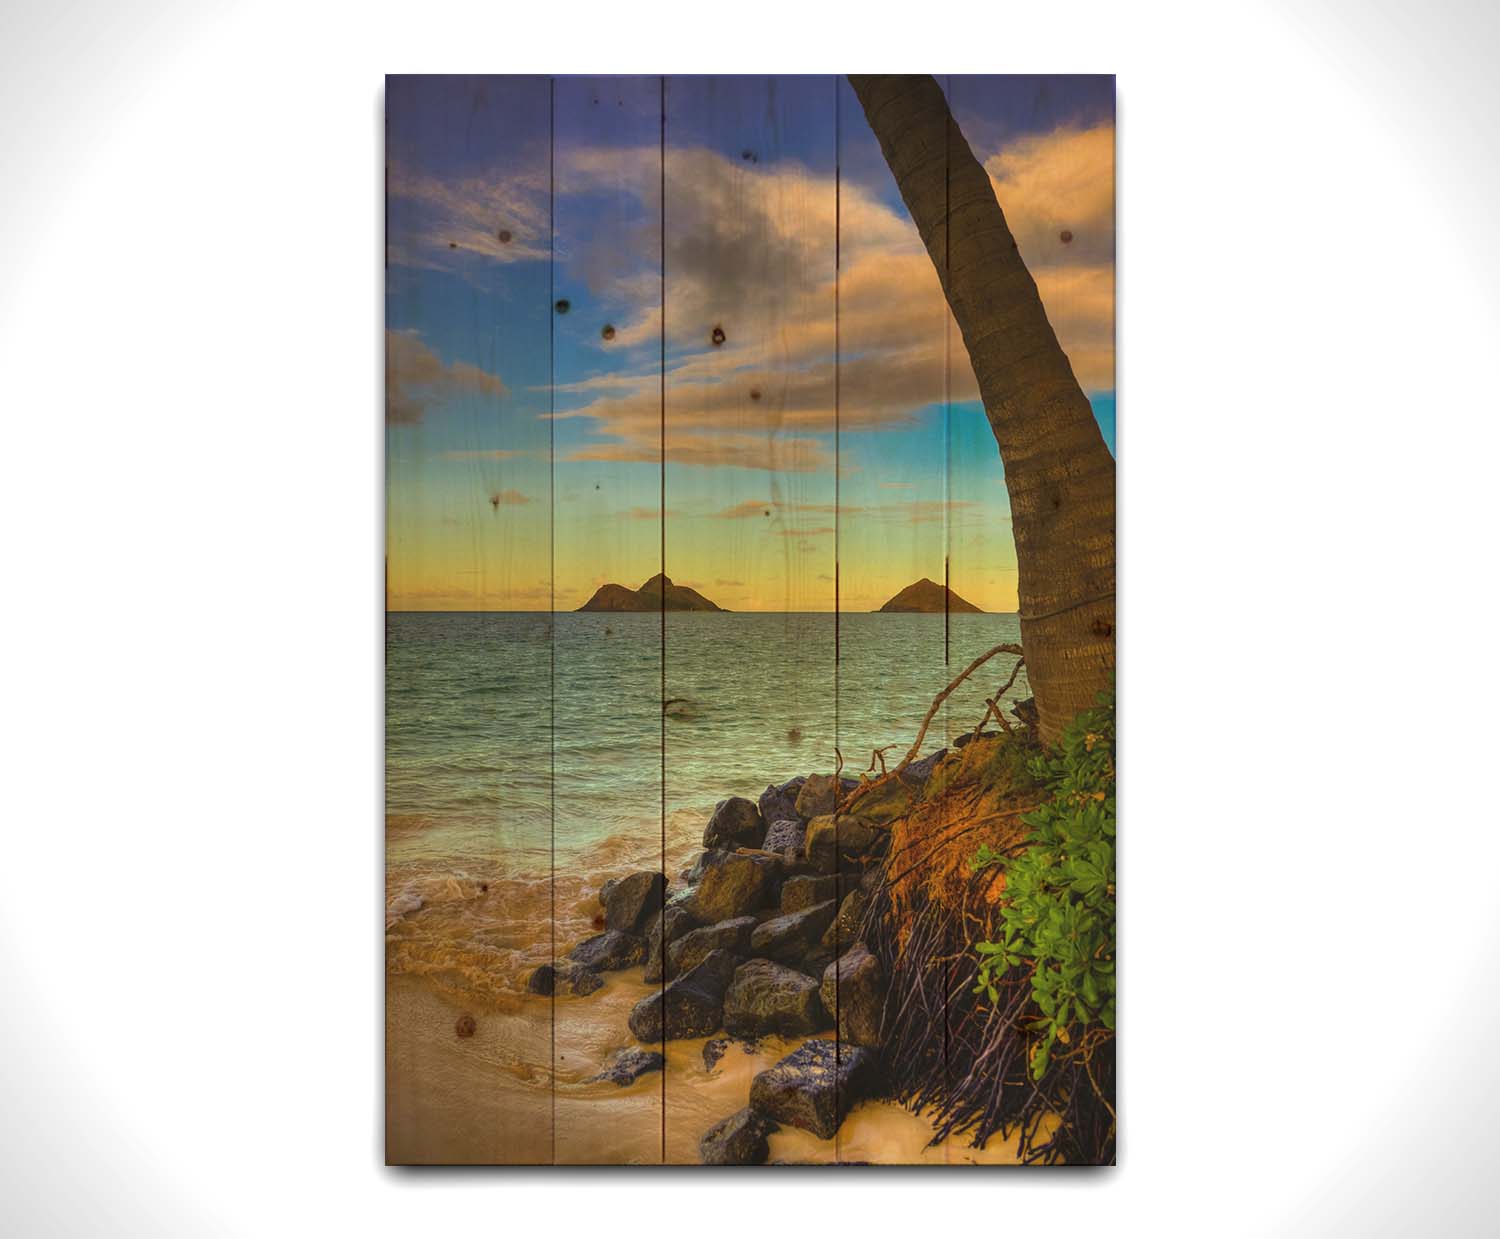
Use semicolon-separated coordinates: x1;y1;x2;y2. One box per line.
386;330;507;425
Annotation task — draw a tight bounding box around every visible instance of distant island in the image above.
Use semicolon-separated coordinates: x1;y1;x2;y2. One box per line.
876;578;984;613
577;573;725;612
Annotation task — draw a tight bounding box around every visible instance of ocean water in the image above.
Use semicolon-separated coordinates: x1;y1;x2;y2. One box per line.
385;610;1028;1000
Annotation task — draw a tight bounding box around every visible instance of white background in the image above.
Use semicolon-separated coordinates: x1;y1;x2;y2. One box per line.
3;0;1498;1233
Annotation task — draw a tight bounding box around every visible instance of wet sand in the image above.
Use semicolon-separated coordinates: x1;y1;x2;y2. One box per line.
386;974;1036;1166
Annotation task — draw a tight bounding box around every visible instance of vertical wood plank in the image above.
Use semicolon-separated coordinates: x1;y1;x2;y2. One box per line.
549;73;666;1165
383;74;555;1165
833;73;954;1163
660;74;839;1164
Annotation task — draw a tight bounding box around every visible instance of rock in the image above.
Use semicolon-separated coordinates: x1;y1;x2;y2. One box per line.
801;945;836;977
901;748;947;787
644;903;701;984
604;871;666;934
687;849;734;883
763;818;806;856
528;960;604;995
1012;696;1040;735
599;877;620;905
527;963;560;995
780;873;838;914
749;1039;877;1140
687;853;776;924
749;900;838;965
804;815;881;873
723;959;828;1037
703;796;765;851
795;773;840;818
758;779;804;828
667;915;756;976
588;1046;666;1086
571;968;604;997
627;949;738;1042
860;866;884;895
567;929;646;972
820;944;885;1046
699;1107;779;1166
822;888;869;949
702;1037;732;1071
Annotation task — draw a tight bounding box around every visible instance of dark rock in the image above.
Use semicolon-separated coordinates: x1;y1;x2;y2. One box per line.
780;873;838;914
953;729;999;750
668;915;756;976
570;968;604;997
821;944;885;1046
804;815;882;873
604;871;666;934
801;945;836;977
794;773;839;818
567;929;646;972
763;818;806;856
1012;696;1040;736
627;949;738;1042
724;959;829;1037
859;866;884;895
758;779;804;829
749;900;838;964
750;1039;877;1140
528;960;603;995
822;888;869;949
900;748;947;787
687;853;776;923
703;797;765;851
588;1046;665;1086
699;1107;778;1166
687;849;734;883
599;877;620;905
527;963;560;995
644;903;701;984
702;1037;732;1071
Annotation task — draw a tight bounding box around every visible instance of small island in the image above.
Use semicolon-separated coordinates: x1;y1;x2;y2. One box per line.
876;578;984;613
578;573;726;612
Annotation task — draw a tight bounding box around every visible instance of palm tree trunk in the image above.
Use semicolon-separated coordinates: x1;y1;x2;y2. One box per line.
849;74;1115;746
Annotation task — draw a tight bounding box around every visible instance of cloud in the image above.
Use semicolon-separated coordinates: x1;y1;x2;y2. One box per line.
548;123;1113;464
386;161;549;272
387;330;507;425
487;489;532;506
393;116;1112;457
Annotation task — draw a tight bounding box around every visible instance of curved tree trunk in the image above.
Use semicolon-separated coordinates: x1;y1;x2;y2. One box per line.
849;74;1115;746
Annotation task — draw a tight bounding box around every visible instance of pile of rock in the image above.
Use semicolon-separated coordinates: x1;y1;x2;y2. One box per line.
527;771;903;1163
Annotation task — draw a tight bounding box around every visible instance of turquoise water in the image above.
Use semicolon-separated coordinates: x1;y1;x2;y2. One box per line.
386;611;1027;876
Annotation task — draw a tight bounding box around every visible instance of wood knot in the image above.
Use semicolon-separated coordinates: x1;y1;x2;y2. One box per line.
1091;618;1113;639
711;325;726;346
455;1014;477;1038
1059;229;1073;244
601;324;616;341
555;299;571;314
497;229;512;244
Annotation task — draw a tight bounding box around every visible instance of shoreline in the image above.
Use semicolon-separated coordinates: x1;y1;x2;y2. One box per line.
387;756;1043;1165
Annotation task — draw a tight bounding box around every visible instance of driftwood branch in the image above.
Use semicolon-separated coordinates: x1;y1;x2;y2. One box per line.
839;643;1024;813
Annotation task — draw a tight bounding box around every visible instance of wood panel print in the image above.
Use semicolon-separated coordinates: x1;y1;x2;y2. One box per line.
385;73;1117;1166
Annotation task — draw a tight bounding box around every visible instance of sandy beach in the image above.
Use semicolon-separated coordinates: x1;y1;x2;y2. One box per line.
386;969;1037;1166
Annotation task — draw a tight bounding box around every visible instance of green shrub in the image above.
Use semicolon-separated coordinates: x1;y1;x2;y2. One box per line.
972;688;1115;1079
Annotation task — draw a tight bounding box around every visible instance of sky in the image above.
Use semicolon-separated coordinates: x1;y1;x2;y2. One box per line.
385;75;1115;613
